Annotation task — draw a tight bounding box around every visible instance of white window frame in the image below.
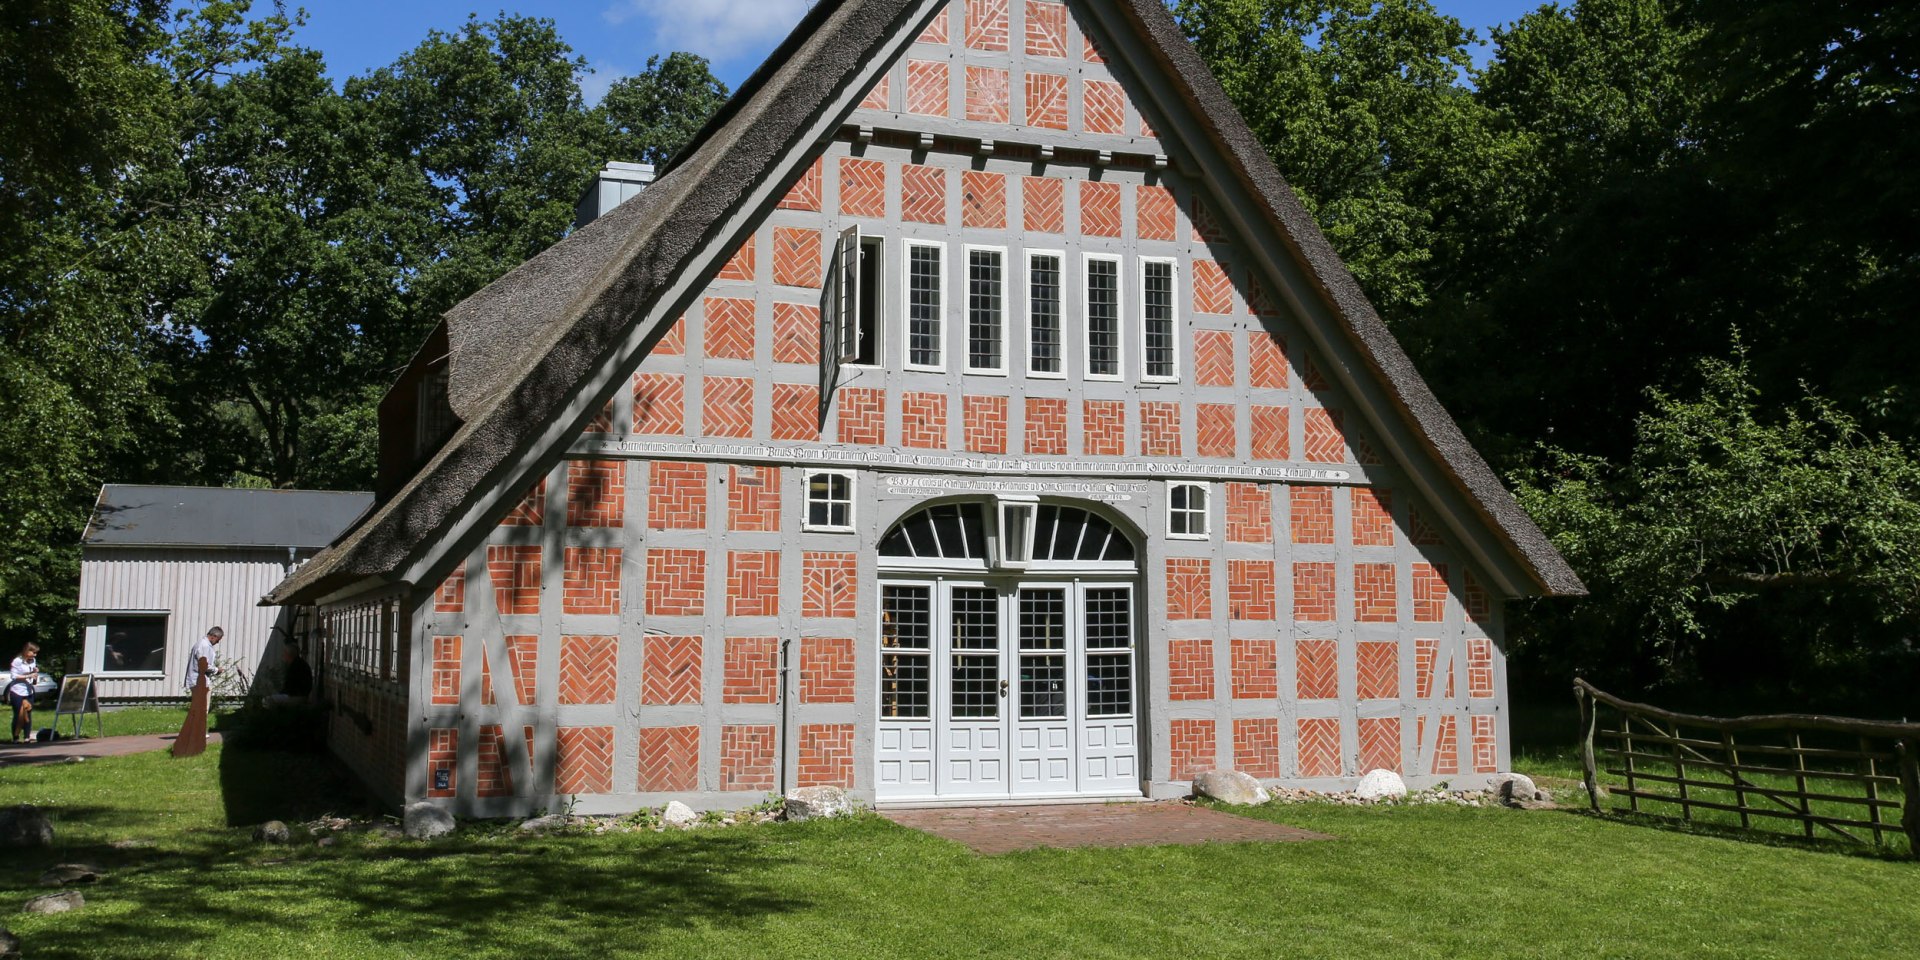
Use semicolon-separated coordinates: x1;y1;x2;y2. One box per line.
1083;252;1125;382
1025;249;1068;380
902;239;948;373
995;495;1039;570
83;610;172;677
834;225;864;365
802;470;859;533
963;244;1010;376
1167;482;1211;540
1140;256;1180;383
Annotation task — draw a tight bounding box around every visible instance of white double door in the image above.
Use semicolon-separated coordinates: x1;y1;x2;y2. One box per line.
875;577;1140;801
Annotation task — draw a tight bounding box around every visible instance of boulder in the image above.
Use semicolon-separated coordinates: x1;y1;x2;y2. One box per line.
783;786;853;822
0;806;52;849
1191;769;1270;806
37;864;101;888
401;802;456;840
661;801;699;828
1;926;20;960
22;891;83;916
253;820;291;844
1489;773;1540;807
1354;769;1408;801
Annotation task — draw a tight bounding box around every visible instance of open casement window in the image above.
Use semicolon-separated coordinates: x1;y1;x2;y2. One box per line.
834;225;862;364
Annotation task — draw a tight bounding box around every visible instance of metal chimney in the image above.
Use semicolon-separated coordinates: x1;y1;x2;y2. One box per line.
575;160;656;228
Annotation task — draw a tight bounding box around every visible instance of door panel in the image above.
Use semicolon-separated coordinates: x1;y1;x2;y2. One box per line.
1011;586;1076;794
876;583;937;798
939;585;1007;795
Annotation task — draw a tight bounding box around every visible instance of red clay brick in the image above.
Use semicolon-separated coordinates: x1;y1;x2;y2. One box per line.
637;726;699;793
558;635;617;705
430;635;461;706
964;0;1009;51
1168;638;1214;701
642;635;703;706
1195;330;1235;387
1169;718;1215;780
801;637;856;704
728;465;781;533
1290;486;1334;544
1297;717;1341;778
840;157;888;218
704;296;756;360
501;479;545;527
1137;183;1177;241
488;545;542;617
771;383;821;441
1468;638;1495;699
901;164;948;224
772;302;819;365
1024;396;1068;455
803;552;859;619
1023;175;1064;232
718;239;755;282
778;157;823;212
962;169;1007;228
1304;408;1349;463
1234;717;1281;779
1025;0;1067;57
1352;487;1394;546
562;547;621;616
1250;332;1289;390
839;387;886;445
1026;72;1069;129
645;549;705;617
1165;557;1211;620
1083;400;1126;456
1358;717;1401;774
1413;562;1449;623
1295;638;1338;700
556;726;614;794
721;725;777;791
906;60;949;116
1231;638;1278;699
726;550;781;617
964;395;1009;454
798;723;856;788
567;460;625;528
1193;260;1233;315
1251;405;1289;461
1357;640;1399;700
704;377;755;438
1140;401;1182;457
648;461;707;530
434;563;465;613
964;66;1010;124
1225;483;1272;543
1293;562;1336;622
901;392;949;449
632;373;686;436
1196;403;1236;458
1080;180;1122;237
1354;563;1397;623
723;636;778;704
1227;559;1277;621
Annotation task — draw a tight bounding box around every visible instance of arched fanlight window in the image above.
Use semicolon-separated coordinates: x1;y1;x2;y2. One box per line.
1033;505;1134;563
878;500;1135;566
878;502;989;560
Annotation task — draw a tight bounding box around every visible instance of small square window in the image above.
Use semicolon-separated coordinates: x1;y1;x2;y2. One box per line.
1168;483;1210;539
805;472;856;531
102;615;168;674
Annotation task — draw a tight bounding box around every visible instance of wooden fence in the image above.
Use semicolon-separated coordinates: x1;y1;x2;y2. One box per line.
1575;679;1920;857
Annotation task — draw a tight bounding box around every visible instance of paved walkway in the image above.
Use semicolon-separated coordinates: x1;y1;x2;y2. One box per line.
0;732;221;767
882;801;1332;855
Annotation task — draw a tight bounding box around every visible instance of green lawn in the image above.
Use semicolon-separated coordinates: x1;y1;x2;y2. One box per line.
1;745;1912;959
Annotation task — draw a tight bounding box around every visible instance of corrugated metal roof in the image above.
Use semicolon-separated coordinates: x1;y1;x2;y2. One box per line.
83;485;373;549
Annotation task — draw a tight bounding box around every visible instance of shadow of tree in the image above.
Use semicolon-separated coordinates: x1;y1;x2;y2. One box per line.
216;732;375;826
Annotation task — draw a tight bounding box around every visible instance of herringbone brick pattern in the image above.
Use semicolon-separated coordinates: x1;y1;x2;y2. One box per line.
803;551;859;619
1083;399;1126;456
901;392;948;449
1022;175;1064;232
1167;638;1214;701
1195;330;1234;386
1137;183;1177;241
431;635;461;705
1026;72;1069;129
501;479;545;527
721;725;777;791
1413;637;1440;700
1231;637;1278;699
1025;0;1067;56
1295;638;1338;700
1083;79;1126;134
1304;408;1348;463
728;465;781;532
1250;405;1289;461
1352;487;1394;546
1293;562;1336;622
1080;180;1122;237
637;726;699;793
965;66;1010;123
860;74;890;110
964;0;1009;50
772;301;819;365
902;164;947;224
964;394;1009;453
645;549;706;617
1472;715;1497;772
1169;718;1215;780
1234;717;1281;779
778;158;822;211
798;723;856;788
961;170;1006;228
1193;260;1233;314
1358;717;1401;774
507;634;538;706
563;547;621;616
703;296;756;360
1024;397;1068;455
1431;715;1459;775
1291;486;1333;544
906;60;949;116
1140;401;1181;457
1412;563;1449;623
1356;640;1399;700
1464;571;1492;625
1191;196;1225;243
1226;483;1271;543
428;728;457;797
1165;557;1211;620
1246;273;1280;317
1196;403;1235;458
718;239;755;282
1408;506;1445;546
1083;33;1105;63
1297;717;1341;777
1299;351;1330;392
1468;638;1495;699
476;724;514;797
840;157;888;218
1250;332;1289;389
703;376;755;438
839;387;886;445
771;382;820;441
1354;563;1397;623
801;637;856;703
555;726;614;794
558;635;617;705
918;5;949;44
488;545;542;616
642;635;703;706
726;550;781;617
648;461;707;530
435;563;464;613
656;316;686;355
585;401;613;436
772;227;822;288
723;636;778;704
631;373;685;436
566;460;624;528
1228;559;1277;621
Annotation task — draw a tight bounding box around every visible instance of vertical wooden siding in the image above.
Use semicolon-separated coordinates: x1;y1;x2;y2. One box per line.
77;547;292;700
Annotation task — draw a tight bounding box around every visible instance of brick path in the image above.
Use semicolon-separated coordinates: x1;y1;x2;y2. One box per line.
882;801;1331;855
0;732;220;767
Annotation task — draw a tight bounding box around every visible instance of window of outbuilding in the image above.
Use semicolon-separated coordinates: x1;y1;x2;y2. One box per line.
101;615;168;674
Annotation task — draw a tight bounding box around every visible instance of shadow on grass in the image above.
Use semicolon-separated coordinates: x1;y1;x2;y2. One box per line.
215;738;376;827
1561;805;1915;862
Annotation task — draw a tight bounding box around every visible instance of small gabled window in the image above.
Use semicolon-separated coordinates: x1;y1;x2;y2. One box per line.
805;471;856;532
1168;482;1210;539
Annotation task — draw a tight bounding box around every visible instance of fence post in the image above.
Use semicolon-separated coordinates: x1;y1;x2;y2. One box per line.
1898;740;1920;860
1575;682;1601;812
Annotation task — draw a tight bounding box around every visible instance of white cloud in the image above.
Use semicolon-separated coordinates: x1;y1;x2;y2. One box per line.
580;62;631;106
601;0;810;65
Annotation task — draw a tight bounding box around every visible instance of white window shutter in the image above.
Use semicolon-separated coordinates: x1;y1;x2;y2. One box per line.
837;224;862;362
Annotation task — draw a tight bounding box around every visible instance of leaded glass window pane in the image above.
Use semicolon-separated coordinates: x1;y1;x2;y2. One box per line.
1144;260;1175;379
908;244;943;367
1087;258;1120;377
881;585;932;719
1029;254;1062;375
968;249;1004;371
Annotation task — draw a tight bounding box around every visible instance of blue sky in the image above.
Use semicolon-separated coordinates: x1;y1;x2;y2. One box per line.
288;1;1545;100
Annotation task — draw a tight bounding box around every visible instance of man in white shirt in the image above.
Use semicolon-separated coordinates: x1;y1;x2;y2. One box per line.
184;626;223;693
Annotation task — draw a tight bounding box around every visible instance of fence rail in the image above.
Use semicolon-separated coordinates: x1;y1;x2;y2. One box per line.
1574;679;1920;857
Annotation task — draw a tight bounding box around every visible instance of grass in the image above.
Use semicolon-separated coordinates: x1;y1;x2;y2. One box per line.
1;743;1913;959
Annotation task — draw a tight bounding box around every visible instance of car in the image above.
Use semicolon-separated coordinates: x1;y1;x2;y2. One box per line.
30;673;57;705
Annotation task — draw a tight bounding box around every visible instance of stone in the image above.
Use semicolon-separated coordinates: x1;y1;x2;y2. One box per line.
1489;773;1540;807
1354;769;1408;801
37;864;101;888
783;786;853;822
661;801;698;828
519;815;571;834
254;820;291;844
1191;769;1269;806
0;926;19;960
22;891;83;915
402;802;456;840
0;806;52;849
316;836;338;848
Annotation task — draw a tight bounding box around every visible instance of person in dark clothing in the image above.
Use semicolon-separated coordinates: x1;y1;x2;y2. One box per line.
269;644;313;705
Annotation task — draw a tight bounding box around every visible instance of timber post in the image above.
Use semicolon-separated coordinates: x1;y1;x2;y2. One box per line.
1575;681;1600;812
1898;740;1920;860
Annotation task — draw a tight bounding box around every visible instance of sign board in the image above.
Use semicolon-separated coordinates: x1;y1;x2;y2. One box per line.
53;673;103;739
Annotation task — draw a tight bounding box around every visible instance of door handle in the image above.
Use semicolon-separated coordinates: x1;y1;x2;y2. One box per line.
999;678;1010;698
